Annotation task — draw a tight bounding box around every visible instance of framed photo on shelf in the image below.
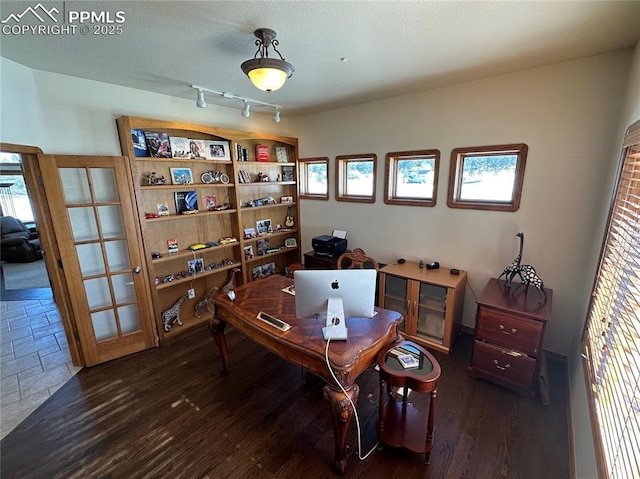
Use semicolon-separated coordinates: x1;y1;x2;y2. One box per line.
284;238;297;248
256;218;272;235
256;238;270;255
187;258;205;274
206;140;231;161
170;167;193;185
244;245;254;260
244;227;257;239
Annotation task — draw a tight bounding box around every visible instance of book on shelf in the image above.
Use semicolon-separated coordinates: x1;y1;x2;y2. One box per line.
131;129;148;157
276;146;288;163
189;139;206;159
238;170;251;183
145;132;172;158
167;238;178;254
169;137;191;159
174;190;199;214
281;165;294;181
256;144;269;162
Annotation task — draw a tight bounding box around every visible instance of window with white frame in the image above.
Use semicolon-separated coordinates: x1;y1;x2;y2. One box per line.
384;149;439;206
299;157;329;200
336;154;377;203
581;120;639;478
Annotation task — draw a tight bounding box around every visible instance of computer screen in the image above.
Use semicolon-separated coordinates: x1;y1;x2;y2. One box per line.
294;269;377;321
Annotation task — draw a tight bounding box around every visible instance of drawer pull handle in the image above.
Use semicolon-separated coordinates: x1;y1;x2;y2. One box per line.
493;360;511;371
498;324;517;334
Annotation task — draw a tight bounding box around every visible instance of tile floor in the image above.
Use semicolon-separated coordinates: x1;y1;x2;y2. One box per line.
0;299;81;440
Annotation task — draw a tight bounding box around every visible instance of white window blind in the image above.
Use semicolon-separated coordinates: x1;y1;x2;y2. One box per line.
582;119;640;479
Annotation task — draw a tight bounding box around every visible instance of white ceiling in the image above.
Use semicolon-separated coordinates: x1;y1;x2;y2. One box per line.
1;1;639;118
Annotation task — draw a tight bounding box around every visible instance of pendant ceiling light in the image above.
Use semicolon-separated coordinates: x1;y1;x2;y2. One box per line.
241;28;294;92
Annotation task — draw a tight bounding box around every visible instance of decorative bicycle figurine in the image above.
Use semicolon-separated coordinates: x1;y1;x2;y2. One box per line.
201;170;230;184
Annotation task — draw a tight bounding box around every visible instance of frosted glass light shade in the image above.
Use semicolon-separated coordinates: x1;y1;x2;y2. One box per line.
248;68;288;92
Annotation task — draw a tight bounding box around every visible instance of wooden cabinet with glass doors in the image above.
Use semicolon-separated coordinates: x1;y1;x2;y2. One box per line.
378;261;466;353
116;116;300;340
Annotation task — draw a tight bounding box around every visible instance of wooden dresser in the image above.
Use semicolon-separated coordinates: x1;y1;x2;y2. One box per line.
468;278;552;398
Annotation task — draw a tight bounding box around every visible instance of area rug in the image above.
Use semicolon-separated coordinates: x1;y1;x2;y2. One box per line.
2;260;50;290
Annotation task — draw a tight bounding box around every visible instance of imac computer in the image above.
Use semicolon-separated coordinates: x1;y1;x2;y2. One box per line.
294;269;377;340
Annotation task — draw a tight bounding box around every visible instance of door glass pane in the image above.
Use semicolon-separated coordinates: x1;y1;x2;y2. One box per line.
417;283;446;342
112;273;135;303
98;205;124;239
105;240;130;272
384;275;408;332
84;277;111;310
76;243;105;276
68;207;99;241
90;168;119;202
91;309;118;341
118;304;141;334
59;168;91;204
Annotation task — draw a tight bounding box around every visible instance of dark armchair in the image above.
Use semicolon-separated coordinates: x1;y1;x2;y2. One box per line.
1;216;43;263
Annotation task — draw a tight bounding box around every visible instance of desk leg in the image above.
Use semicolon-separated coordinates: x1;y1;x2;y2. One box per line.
323;384;359;475
425;387;437;464
207;314;229;376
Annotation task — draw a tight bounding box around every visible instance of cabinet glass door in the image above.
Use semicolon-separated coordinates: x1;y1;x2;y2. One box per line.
384;274;408;331
416;282;447;344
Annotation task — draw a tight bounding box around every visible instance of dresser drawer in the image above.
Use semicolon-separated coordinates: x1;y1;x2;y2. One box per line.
471;340;537;392
476;307;543;355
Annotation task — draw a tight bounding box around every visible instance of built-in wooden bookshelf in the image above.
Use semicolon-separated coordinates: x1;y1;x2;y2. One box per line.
116;116;300;340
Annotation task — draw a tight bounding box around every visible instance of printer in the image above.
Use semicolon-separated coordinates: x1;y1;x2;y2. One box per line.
312;235;348;257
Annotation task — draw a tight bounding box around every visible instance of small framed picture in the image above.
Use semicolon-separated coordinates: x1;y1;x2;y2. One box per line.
244;245;254;260
187;258;205;274
256;218;272;235
170;167;193;185
281;196;293;204
244;227;257;239
206;140;231;161
284;238;297;248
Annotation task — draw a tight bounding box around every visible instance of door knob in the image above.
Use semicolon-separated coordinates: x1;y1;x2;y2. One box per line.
133;266;142;274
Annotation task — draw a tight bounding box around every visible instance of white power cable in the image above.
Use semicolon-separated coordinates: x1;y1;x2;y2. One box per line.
324;321;379;461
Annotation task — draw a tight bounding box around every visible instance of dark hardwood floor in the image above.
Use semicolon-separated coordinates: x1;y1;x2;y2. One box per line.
0;325;570;478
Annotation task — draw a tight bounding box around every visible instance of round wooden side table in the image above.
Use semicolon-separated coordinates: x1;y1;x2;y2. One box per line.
376;340;441;463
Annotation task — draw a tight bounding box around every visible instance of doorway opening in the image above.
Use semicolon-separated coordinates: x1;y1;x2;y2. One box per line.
0;151;52;300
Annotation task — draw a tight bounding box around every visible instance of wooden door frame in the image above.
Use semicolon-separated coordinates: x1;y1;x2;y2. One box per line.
1;142;85;366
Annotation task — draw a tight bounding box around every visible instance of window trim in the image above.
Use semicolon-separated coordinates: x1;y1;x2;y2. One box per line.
384;149;440;207
298;156;329;201
447;143;528;212
336;153;377;203
581;119;640;478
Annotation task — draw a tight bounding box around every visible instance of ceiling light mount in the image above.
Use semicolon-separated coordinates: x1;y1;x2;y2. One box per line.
190;85;283;123
241;28;294;92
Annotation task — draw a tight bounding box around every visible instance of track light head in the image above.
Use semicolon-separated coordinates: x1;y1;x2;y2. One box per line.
241;101;251;118
273;109;280;123
196;89;207;108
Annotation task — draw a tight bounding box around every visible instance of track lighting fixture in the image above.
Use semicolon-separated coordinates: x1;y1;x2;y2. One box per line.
242;101;251;118
196;89;207;108
190;85;283;122
241;28;294;92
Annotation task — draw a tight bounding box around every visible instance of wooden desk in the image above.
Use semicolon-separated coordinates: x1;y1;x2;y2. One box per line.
210;275;402;475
